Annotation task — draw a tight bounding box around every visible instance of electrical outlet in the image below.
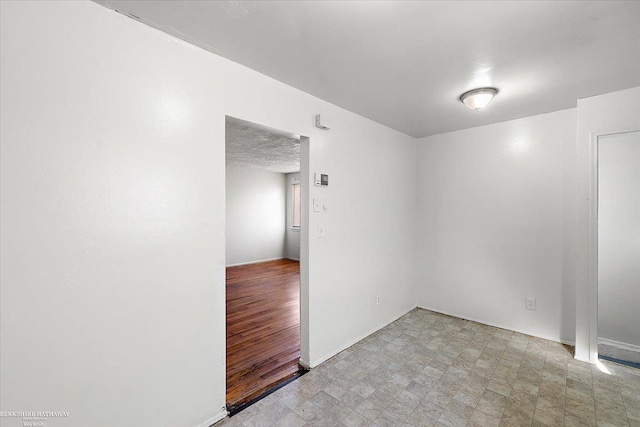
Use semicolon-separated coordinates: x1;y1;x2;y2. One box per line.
526;297;536;311
376;295;381;305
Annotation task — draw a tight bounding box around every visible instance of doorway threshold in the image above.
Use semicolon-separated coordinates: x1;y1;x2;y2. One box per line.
227;367;309;417
599;355;640;370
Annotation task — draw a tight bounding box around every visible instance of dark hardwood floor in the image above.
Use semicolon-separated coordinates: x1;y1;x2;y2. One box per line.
226;259;301;408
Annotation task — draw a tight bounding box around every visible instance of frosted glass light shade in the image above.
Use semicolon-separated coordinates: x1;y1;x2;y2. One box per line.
460;88;498;111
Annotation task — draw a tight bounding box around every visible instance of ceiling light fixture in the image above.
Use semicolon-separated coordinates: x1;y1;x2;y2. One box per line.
459;87;499;111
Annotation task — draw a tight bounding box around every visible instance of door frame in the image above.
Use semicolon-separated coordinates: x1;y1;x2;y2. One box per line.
222;115;310;403
584;128;640;363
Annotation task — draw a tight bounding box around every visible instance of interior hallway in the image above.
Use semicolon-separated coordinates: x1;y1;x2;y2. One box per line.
226;259;301;408
218;309;640;427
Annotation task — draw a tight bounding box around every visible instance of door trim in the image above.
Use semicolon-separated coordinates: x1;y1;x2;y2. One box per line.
582;128;640;363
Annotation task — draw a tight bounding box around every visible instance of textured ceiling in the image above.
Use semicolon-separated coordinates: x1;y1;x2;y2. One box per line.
225;117;300;174
95;1;640;137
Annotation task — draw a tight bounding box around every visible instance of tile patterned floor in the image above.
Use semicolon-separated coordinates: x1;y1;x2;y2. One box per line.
215;308;640;427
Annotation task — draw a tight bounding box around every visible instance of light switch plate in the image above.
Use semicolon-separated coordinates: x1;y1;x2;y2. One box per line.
318;225;325;238
526;297;536;311
313;198;321;212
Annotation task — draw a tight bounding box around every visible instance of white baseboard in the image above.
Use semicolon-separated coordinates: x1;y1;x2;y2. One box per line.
308;305;417;368
417;305;575;347
194;410;227;427
598;337;640;364
598;337;640;352
285;256;300;261
226;257;284;267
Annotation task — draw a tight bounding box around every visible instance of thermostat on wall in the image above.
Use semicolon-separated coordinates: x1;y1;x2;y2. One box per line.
314;173;329;186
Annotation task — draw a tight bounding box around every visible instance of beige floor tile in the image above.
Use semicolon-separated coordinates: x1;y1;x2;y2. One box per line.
446;399;475;419
438;409;468;427
476;389;508;419
372;410;402;427
468;409;501;427
340;410;369;427
565;413;597;427
565;394;596;419
499;408;533;427
533;408;564;426
354;399;384;421
272;410;307;427
487;379;513;397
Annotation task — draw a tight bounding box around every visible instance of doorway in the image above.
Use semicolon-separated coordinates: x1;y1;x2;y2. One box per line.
597;130;640;367
224;116;306;411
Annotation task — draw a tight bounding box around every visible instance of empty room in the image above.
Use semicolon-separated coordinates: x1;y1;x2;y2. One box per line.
0;1;639;427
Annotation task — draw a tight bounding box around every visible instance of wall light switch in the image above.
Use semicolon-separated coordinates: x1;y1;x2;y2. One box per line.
314;173;321;186
313;198;321;212
318;225;325;238
526;297;536;311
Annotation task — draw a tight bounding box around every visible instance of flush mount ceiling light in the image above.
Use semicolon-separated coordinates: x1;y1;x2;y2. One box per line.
459;87;499;111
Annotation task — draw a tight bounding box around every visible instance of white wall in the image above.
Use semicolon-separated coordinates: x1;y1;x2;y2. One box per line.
306;123;418;367
598;131;640;353
226;165;286;266
575;87;640;362
285;172;301;260
0;2;418;426
416;109;577;344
